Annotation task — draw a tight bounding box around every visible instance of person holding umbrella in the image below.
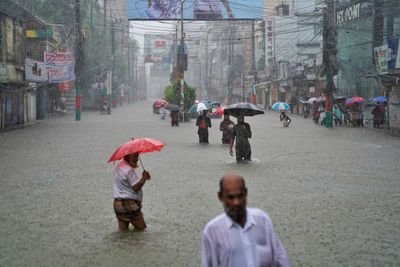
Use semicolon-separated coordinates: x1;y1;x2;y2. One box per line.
113;152;151;231
108;138;165;231
229;115;252;162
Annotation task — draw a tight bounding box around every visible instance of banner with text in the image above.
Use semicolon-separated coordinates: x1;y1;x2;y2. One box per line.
48;65;75;82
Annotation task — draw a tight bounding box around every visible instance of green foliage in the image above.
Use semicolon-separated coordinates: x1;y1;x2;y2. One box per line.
164;80;197;111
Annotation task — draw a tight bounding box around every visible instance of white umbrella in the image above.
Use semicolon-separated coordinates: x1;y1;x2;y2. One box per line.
197;102;208;112
306;97;320;104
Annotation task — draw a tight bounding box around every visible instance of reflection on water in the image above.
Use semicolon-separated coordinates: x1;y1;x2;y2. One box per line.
225;158;261;164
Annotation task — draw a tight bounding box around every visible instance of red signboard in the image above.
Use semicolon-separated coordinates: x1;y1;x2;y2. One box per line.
58;80;74;91
155;40;166;48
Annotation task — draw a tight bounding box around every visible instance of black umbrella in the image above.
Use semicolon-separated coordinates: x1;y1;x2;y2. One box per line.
224;102;264;117
165;104;180;111
334;96;347;102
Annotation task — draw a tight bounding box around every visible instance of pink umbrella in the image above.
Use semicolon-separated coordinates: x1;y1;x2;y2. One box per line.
108;138;165;169
345;97;365;106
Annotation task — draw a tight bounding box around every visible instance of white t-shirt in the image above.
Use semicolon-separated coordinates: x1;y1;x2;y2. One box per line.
113;160;143;201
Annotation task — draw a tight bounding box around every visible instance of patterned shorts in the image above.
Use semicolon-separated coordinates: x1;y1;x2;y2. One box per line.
113;199;143;222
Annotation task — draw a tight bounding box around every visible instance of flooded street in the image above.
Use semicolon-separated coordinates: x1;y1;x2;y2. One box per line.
1;101;400;266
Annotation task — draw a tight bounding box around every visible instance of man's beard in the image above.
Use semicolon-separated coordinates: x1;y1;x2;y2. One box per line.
223;204;246;222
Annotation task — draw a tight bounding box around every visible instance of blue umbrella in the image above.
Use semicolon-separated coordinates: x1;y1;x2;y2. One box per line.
372;96;387;102
272;102;291;111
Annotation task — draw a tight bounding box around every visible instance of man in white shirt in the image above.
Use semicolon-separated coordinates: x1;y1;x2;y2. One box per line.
202;174;291;267
113;152;151;231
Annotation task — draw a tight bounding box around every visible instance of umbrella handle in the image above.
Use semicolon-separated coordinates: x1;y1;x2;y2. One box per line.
138;155;145;171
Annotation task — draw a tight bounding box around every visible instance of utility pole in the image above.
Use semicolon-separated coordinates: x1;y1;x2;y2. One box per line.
322;0;338;128
111;20;116;108
103;0;111;112
128;40;132;104
75;0;83;121
179;0;186;122
251;20;257;104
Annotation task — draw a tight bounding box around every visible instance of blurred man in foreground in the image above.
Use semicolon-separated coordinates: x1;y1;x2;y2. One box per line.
202;174;291;267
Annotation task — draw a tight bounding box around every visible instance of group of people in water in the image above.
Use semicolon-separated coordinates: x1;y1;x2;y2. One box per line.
309;102;386;128
196;110;253;163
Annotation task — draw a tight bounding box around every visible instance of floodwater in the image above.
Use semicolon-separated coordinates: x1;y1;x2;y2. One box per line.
1;101;399;266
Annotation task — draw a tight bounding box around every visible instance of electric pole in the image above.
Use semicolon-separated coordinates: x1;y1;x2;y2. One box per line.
322;0;338;128
178;0;186;122
75;0;83;121
111;20;116;108
103;0;111;112
251;20;257;104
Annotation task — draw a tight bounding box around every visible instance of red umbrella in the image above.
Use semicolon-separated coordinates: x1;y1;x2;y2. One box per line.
213;106;225;116
153;99;168;108
108;138;165;168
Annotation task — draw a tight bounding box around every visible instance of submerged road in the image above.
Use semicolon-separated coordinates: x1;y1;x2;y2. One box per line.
1;100;399;266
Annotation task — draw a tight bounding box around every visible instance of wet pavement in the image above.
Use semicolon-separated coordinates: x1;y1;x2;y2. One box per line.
1;101;399;266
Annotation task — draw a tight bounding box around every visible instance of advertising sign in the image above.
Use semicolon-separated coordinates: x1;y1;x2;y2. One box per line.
128;0;263;20
44;52;75;66
106;71;112;95
25;58;48;82
374;45;389;74
48;65;75;82
144;34;171;64
265;18;275;66
388;37;400;70
336;3;361;24
0;63;7;82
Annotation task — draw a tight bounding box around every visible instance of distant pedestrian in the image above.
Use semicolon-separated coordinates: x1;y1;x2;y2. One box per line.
229;115;252;162
196;110;212;143
372;104;385;129
201;174;291;267
219;114;234;144
333;104;343;126
113;153;151;231
170;110;179;127
356;107;364;127
280;111;292;127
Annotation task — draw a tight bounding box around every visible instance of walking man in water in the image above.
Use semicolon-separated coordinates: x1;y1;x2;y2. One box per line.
229;115;252;162
113;152;151;231
201;174;291;267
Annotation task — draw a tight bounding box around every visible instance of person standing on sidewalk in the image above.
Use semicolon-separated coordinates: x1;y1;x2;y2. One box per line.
201;174;291;267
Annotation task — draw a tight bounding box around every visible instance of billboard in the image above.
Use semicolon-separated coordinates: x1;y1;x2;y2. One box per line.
144;34;172;63
128;0;263;20
25;59;48;82
388;37;400;70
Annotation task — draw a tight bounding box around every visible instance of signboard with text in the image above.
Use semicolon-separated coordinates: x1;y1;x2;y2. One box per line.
48;65;75;82
388;37;400;70
44;52;75;66
265;18;275;66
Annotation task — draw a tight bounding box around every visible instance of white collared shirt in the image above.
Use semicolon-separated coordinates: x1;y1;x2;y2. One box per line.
202;208;291;267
